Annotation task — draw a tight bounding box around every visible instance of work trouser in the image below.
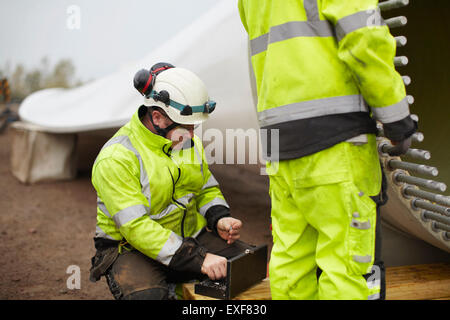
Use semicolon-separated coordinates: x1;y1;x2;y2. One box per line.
91;229;252;300
267;134;384;300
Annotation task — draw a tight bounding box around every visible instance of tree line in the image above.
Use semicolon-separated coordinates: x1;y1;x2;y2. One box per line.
0;57;83;102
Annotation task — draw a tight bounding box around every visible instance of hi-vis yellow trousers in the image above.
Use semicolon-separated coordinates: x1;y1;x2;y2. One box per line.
267;134;383;300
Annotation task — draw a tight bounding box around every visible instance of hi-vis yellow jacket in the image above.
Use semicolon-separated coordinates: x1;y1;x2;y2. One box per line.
238;0;415;160
92;106;228;266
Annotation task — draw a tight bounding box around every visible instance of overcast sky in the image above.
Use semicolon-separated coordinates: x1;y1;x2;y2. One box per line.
0;0;218;82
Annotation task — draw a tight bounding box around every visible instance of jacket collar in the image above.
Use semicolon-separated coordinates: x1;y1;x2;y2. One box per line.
130;105;173;152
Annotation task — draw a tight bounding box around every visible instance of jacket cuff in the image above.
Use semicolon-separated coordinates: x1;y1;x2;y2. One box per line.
205;205;231;234
168;237;207;274
383;115;418;142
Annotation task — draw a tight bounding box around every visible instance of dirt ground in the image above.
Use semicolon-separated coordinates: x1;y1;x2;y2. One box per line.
0;126;272;300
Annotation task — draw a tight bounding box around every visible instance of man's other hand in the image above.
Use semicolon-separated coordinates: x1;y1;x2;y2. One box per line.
201;253;227;280
217;217;242;244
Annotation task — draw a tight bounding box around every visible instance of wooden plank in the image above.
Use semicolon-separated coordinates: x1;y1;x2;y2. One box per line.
183;283;216;301
183;263;450;300
386;263;450;300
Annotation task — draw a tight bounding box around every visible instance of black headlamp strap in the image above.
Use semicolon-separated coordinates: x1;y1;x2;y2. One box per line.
148;108;180;138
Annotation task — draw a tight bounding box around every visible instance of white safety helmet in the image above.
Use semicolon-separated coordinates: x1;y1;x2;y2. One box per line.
134;64;215;125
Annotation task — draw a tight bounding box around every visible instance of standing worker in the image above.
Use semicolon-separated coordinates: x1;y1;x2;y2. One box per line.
89;63;248;300
238;0;417;299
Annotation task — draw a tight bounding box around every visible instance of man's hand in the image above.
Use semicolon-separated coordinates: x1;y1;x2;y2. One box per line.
388;136;412;156
201;253;227;280
217;217;242;244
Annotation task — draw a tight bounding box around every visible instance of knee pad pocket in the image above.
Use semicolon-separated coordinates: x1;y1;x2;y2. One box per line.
345;182;377;276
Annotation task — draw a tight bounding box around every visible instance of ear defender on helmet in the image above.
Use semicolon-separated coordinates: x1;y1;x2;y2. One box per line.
133;69;153;96
133;62;175;97
150;62;175;76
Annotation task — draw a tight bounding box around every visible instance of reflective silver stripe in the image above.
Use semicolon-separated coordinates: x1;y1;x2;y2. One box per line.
335;9;386;42
113;204;149;228
270;20;334;43
250;6;386;55
370;97;410;123
368;292;380;300
250;33;269;56
250;20;334;56
353;255;372;263
156;232;183;266
350;219;371;230
199;197;229;217
98;135;152;208
304;0;319;21
140;169;151;208
149;203;179;220
367;278;381;290
258;94;369;127
202;174;219;190
95;225;116;240
250;0;334;56
149;193;195;220
175;193;195;206
97;198;111;218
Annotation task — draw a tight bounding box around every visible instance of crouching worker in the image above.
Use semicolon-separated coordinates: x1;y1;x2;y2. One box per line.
89;63;251;300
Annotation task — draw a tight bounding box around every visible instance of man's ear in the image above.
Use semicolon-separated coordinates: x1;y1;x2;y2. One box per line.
151;110;164;126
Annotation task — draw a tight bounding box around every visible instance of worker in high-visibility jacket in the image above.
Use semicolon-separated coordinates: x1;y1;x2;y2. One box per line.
89;63;248;300
238;0;417;300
